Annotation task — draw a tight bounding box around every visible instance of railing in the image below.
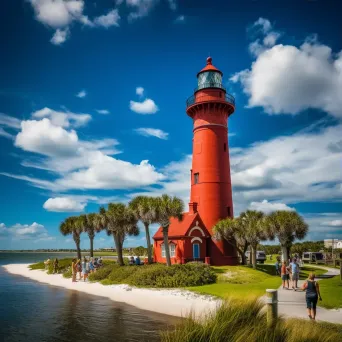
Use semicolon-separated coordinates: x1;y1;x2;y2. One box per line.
195;82;226;92
186;93;235;108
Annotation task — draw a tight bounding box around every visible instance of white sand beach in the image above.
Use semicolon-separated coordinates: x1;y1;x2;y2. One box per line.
3;264;220;318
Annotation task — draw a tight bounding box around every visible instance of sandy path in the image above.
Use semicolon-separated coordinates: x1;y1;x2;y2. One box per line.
3;264;220;319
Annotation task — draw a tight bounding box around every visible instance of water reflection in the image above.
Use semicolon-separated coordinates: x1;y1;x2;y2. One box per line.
0;254;181;342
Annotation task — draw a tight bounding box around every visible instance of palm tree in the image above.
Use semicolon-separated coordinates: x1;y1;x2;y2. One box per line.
98;203;139;266
213;218;249;265
266;210;308;262
155;195;184;266
129;196;157;264
239;210;267;269
79;213;102;257
60;216;82;259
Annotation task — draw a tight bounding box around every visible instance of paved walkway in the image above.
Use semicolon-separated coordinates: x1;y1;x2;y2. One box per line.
275;265;342;324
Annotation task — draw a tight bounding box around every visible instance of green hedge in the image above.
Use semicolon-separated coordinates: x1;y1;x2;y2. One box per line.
30;259;217;288
88;262;216;288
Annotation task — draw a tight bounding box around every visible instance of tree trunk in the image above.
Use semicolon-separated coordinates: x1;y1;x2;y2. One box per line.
113;234;124;266
76;242;81;260
251;244;257;269
90;236;94;257
163;226;171;267
286;246;291;261
281;245;288;262
144;222;153;264
237;248;246;265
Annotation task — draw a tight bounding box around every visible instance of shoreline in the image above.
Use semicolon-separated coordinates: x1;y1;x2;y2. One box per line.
3;264;220;319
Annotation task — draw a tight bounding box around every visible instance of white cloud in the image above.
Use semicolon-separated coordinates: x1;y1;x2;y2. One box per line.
76;90;87;98
43;197;86;212
249;200;295;214
0;127;14;140
93;9;120;27
136;87;144;96
15;119;79;158
0;222;54;241
50;28;69;45
29;0;85;28
135;128;169;139
175;15;185;23
96;109;110;115
251;17;272;34
232;20;342;119
56;158;164;190
321;220;342;227
0;113;21;129
130;99;158;114
126;0;159;21
32;107;91;128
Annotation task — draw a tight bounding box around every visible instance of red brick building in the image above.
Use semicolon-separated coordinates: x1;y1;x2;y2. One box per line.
153;57;238;266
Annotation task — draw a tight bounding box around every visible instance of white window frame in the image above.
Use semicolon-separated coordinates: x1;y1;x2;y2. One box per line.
161;243;176;258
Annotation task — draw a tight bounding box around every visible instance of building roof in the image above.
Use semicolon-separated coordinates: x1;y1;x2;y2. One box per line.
197;57;223;76
153;212;208;239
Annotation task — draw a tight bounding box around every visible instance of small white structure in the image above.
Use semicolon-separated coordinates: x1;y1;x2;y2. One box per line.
324;239;341;248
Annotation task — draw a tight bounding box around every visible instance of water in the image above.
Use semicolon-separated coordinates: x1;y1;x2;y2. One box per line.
0;253;180;342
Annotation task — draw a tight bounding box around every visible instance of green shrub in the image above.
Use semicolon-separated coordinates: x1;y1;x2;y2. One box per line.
29;262;45;270
108;265;139;283
88;264;116;281
63;267;72;278
161;298;342;342
129;263;217;288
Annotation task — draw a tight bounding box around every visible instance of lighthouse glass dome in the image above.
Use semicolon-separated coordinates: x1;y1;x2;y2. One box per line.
197;71;223;90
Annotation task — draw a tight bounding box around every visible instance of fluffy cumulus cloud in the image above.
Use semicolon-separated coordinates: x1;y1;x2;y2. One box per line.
231;19;342;119
134;127;169;140
0;222;54;241
136;87;144;96
130;87;158;113
43;197;86;212
249;200;295;214
50;28;69;45
32;107;91;128
93;9;120;28
130;99;158;114
2;109;164;191
76;90;87;98
303;213;342;240
29;0;120;44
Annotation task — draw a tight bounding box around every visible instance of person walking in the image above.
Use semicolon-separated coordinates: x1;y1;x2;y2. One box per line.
290;258;300;290
281;261;290;289
302;273;322;320
76;259;82;280
82;257;88;282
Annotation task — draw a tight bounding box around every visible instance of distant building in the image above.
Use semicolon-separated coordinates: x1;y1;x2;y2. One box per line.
324;239;341;248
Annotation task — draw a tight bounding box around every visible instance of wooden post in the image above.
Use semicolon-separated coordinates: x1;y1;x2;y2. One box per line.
266;289;278;325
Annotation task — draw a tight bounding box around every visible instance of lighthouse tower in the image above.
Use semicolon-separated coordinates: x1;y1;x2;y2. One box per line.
186;57;237;266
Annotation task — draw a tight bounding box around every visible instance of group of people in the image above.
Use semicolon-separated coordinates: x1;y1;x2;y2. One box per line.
129;256;142;266
71;256;103;282
275;256;323;321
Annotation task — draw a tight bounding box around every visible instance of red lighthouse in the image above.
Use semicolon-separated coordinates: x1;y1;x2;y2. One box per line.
153;57;238;266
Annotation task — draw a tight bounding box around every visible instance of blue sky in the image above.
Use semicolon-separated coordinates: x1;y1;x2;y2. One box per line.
0;0;341;250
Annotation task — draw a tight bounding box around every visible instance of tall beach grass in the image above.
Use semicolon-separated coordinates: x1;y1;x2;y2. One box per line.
161;298;342;342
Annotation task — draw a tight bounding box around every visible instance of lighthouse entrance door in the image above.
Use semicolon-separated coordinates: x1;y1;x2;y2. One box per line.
193;243;200;259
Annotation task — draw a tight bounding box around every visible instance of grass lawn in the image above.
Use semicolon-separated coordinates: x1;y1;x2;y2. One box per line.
299;266;327;280
265;254;281;264
188;264;281;299
318;276;342;309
